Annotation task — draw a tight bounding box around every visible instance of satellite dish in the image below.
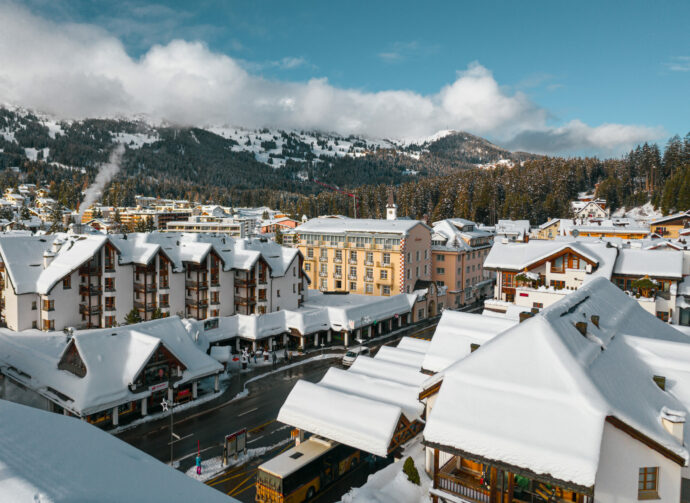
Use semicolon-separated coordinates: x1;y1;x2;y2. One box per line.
572;229;580;237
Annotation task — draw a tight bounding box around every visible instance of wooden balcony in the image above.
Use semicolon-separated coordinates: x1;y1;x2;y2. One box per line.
79;284;102;296
235;278;256;287
185;280;208;291
234;296;256;306
133;282;157;293
185;299;208;308
133;301;156;312
79;304;102;315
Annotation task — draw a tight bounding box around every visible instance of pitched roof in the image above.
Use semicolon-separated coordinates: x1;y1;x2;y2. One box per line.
612;248;684;278
424;278;690;488
297;216;426;235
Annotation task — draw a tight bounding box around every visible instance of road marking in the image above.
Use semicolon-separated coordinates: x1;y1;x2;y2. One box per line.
248;419;275;434
237;407;258;417
227;472;255;496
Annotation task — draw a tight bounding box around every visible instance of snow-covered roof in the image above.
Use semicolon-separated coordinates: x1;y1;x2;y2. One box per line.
395;337;431;354
297;216;426;235
0;399;233;502
484;238;618;282
495;220;530;238
349;355;427;387
424;278;690;489
612;248;684;278
277;380;404;457
374;345;426;369
651;211;690;225
422;311;516;373
0;317;222;415
431;219;492;251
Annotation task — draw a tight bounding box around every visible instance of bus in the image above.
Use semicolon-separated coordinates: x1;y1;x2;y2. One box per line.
256;436;360;502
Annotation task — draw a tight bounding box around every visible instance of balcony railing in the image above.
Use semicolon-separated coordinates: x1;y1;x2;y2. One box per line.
235;278;256;287
364;260;374;266
210;298;220;305
258;278;267;285
319;256;328;262
376;261;393;268
348;258;358;265
133;282;157;293
365;276;374;283
185;280;208;290
436;471;489;503
333;273;342;279
133;301;156;311
348;274;357;280
79;267;101;276
186;299;208;308
319;271;328;277
79;284;102;296
333;257;342;264
79;304;102;315
234;296;255;306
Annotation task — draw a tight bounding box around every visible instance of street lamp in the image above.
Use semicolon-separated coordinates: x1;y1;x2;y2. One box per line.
161;397;180;466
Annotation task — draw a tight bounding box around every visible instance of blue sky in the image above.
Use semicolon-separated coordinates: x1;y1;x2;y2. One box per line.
2;0;688;155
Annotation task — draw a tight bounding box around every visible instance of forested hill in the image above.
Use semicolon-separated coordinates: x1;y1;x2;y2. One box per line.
0;106;687;223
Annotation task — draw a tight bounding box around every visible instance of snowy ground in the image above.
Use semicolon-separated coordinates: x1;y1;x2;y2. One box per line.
339;437;431;503
185;437;293;482
612;202;662;223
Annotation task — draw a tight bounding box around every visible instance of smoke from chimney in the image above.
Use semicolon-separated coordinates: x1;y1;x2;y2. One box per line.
78;144;125;221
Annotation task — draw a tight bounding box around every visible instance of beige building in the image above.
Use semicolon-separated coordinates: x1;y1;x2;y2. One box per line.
297;212;432;296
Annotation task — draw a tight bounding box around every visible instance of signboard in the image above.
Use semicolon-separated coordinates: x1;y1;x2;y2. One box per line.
149;381;169;393
347;320;355;330
225;428;247;459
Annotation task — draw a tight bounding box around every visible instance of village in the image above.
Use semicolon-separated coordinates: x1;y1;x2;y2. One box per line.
0;179;689;502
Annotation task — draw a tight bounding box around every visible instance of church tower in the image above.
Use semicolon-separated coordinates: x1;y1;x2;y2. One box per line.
386;188;397;221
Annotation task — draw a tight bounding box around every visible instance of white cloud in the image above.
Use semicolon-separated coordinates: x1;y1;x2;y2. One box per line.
0;3;664;155
664;56;690;72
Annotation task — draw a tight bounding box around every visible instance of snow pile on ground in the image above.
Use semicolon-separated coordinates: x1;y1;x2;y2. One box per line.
340;438;430;503
186;437;292;482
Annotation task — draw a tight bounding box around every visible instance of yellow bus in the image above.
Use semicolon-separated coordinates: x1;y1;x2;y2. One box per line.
256;436;360;503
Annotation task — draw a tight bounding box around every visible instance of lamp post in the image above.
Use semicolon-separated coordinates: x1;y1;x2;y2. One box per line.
161;397;179;466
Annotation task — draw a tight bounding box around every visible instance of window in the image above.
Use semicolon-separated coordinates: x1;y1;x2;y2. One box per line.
417;308;424;318
304;263;310;271
320;279;327;289
105;297;115;311
436;267;445;274
365;284;373;294
466;266;470;273
276;289;280;298
293;284;296;293
320;264;327;274
424;264;428;275
382;285;391;295
43;299;54;311
335;265;342;275
436;254;445;261
335;249;342;261
406;269;410;279
335;280;342;289
31;301;37;311
533;302;544;309
550;280;565;290
320;248;327;258
382;252;391;265
638;467;658;499
307;248;314;258
349;251;357;261
380;269;388;279
551;255;565;273
416;251;420;261
350;282;357;291
105;277;115;292
656;311;669;322
32;321;37;329
366;252;373;263
349;266;357;277
416;266;419;277
42;319;55;331
62;276;71;289
365;268;373;280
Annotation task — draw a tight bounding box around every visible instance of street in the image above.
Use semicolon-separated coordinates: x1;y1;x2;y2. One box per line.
118;319;441;501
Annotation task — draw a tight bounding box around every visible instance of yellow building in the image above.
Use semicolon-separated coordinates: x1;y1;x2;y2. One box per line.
650;211;690;239
296;215;432;296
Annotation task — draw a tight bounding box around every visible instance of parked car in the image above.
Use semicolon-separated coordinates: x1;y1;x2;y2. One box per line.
342;346;370;367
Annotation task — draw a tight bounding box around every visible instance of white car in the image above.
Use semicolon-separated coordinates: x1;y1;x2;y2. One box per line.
342;346;370;367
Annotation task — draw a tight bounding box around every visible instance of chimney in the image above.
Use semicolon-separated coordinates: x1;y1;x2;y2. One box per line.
575;321;588;336
519;311;534;323
43;250;55;268
661;408;685;444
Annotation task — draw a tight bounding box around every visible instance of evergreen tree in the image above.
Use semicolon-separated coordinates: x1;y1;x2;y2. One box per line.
124;308;141;325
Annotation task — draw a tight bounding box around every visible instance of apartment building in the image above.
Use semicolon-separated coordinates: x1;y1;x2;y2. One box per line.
165;216;249;237
430;219;493;307
296;213;432;296
0;232;306;331
423;279;690;503
483;237;687;324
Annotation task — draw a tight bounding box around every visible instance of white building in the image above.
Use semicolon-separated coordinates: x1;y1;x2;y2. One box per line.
0;232;307;331
423;278;690;503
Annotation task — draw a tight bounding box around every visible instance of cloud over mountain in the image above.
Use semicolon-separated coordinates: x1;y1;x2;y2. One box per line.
0;2;663;155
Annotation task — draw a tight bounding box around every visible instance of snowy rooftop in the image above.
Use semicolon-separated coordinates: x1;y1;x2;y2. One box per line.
484;238;618;282
612;247;684;278
431;219;493;251
424;278;690;489
297;216;425;235
0;317;222;415
422;311;516;373
0;399;233;502
277;336;429;457
650;211;690;225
